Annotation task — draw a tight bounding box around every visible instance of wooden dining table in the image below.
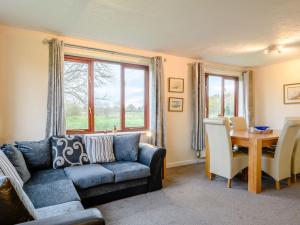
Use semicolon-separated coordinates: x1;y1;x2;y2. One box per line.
205;130;280;194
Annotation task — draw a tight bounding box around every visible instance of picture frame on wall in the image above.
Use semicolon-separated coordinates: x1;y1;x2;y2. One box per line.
283;83;300;104
168;78;184;93
168;97;184;112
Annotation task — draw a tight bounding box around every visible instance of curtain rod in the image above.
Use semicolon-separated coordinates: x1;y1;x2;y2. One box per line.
45;39;152;60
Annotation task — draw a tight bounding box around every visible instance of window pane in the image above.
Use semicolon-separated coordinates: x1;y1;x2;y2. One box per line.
208;76;222;118
224;79;236;117
124;68;145;128
94;62;121;131
64;60;89;130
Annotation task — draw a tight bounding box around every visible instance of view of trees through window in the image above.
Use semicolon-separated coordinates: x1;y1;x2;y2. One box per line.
206;75;238;118
64;56;148;132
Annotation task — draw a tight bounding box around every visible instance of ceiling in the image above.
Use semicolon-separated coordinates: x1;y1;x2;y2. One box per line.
1;0;300;67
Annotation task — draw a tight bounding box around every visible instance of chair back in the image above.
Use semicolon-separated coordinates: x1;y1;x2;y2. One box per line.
231;117;247;131
286;117;300;175
274;119;300;179
204;118;233;178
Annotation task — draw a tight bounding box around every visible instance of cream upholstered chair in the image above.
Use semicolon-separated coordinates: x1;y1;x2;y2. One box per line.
231;117;247;131
204;118;248;188
292;134;300;182
285;117;300;182
262;119;300;189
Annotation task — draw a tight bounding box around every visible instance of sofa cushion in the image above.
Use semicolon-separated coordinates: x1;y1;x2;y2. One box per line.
2;145;31;182
51;135;90;169
16;138;52;171
64;164;114;189
113;133;141;161
102;161;150;183
24;179;80;208
25;168;68;186
35;201;84;219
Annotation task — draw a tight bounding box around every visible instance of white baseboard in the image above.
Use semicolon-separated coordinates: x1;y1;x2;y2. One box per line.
166;158;205;168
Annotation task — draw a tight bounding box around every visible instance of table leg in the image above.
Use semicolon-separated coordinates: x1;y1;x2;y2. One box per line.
248;138;262;193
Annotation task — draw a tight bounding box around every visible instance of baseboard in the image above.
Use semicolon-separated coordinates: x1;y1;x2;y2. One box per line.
166;158;205;168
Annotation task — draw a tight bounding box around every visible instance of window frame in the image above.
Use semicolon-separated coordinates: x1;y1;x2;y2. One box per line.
64;55;149;134
205;73;239;118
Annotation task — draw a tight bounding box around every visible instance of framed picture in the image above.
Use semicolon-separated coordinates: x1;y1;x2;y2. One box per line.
169;78;184;93
168;97;184;112
284;83;300;104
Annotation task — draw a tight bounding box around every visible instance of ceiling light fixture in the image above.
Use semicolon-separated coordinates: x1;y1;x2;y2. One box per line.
264;45;283;55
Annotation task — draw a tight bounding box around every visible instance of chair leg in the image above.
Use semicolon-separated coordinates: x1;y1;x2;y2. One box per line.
242;168;248;182
227;179;232;188
275;181;280;190
287;177;291;186
208;173;214;181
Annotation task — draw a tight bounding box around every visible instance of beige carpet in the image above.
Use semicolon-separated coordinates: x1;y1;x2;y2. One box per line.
98;163;300;225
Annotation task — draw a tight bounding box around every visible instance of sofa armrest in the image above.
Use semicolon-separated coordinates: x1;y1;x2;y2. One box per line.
138;143;166;191
17;208;105;225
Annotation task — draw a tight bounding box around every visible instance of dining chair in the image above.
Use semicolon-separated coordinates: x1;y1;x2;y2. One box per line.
204;118;248;188
285;117;300;182
261;119;300;189
231;117;247;131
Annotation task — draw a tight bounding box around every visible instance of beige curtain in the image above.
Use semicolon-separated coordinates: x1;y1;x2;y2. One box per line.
242;70;254;127
150;56;166;148
191;62;205;151
46;39;66;137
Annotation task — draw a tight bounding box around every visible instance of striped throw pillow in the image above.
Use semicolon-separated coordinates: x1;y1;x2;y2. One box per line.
84;135;115;163
0;151;24;187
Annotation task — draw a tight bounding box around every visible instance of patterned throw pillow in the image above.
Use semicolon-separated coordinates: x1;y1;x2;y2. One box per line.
0;151;24;187
51;136;90;169
84;135;115;163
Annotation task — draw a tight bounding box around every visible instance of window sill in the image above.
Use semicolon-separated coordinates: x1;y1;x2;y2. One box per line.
66;130;148;136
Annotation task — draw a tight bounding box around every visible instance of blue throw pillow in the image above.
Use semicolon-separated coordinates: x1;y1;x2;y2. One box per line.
16;139;51;171
51;135;90;169
113;133;141;161
1;145;31;183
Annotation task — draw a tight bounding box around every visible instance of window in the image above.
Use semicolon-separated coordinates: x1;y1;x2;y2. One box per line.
205;74;238;118
64;55;149;133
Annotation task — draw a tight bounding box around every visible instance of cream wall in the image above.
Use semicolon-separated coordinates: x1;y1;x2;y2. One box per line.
0;25;203;167
253;59;300;129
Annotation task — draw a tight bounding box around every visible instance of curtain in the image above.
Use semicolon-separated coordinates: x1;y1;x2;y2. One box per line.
242;70;254;127
191;62;205;151
45;39;66;137
150;56;166;148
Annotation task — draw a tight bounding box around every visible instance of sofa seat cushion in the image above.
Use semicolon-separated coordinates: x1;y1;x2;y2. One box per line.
35;201;84;219
24;179;80;208
102;161;151;183
25;169;68;186
64;164;115;189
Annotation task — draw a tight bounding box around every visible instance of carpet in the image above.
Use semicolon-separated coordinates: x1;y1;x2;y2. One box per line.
98;163;300;225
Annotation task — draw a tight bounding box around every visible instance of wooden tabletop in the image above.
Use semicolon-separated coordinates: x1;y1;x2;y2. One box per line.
230;130;280;140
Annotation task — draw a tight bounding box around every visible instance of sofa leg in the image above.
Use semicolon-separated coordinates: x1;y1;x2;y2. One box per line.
227;179;232;188
275;181;280;190
287;177;291;186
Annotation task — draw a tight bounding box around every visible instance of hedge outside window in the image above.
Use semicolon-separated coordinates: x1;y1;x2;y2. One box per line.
64;55;149;133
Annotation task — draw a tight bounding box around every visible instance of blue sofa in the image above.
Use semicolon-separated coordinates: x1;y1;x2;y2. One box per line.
1;137;165;225
23;142;166;208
